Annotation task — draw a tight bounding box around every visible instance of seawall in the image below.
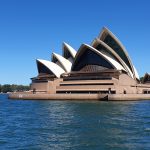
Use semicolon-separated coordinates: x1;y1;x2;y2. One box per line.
8;92;150;101
9;93;106;100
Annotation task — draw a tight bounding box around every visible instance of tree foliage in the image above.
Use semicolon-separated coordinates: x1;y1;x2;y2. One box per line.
140;77;143;82
0;84;30;93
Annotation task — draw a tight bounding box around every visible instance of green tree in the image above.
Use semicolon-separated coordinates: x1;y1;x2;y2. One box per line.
0;84;1;93
140;77;144;83
2;84;12;93
0;84;30;93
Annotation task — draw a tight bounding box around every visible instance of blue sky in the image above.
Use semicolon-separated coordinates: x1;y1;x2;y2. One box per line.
0;0;150;85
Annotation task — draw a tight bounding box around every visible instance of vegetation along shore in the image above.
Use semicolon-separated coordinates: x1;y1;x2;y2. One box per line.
0;84;30;93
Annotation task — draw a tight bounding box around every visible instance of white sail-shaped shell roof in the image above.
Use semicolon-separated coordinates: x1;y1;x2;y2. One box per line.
63;42;76;63
72;44;126;71
37;59;65;78
92;38;134;78
99;27;137;79
133;66;139;80
52;53;72;72
35;27;139;81
86;44;125;71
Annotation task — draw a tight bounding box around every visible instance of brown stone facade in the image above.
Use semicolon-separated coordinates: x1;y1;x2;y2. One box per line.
30;70;150;95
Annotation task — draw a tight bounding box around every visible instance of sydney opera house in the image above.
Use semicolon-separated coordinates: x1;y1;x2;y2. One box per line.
9;27;150;100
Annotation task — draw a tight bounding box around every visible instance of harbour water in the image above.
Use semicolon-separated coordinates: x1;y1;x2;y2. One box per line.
0;94;150;150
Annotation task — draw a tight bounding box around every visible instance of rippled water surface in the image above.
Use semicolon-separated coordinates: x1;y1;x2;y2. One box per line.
0;94;150;150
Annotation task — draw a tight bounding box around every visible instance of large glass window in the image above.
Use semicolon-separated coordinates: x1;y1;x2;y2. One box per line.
72;48;114;71
64;47;72;59
103;35;132;71
37;62;53;75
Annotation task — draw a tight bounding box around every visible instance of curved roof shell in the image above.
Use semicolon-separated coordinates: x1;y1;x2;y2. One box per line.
35;27;139;81
92;38;134;78
133;66;139;80
36;59;65;78
62;42;76;62
52;52;72;72
99;27;137;79
72;44;126;72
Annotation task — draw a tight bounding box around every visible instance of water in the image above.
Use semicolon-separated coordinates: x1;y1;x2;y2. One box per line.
0;94;150;150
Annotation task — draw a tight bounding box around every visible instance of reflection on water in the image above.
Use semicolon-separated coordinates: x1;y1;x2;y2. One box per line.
0;94;150;150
